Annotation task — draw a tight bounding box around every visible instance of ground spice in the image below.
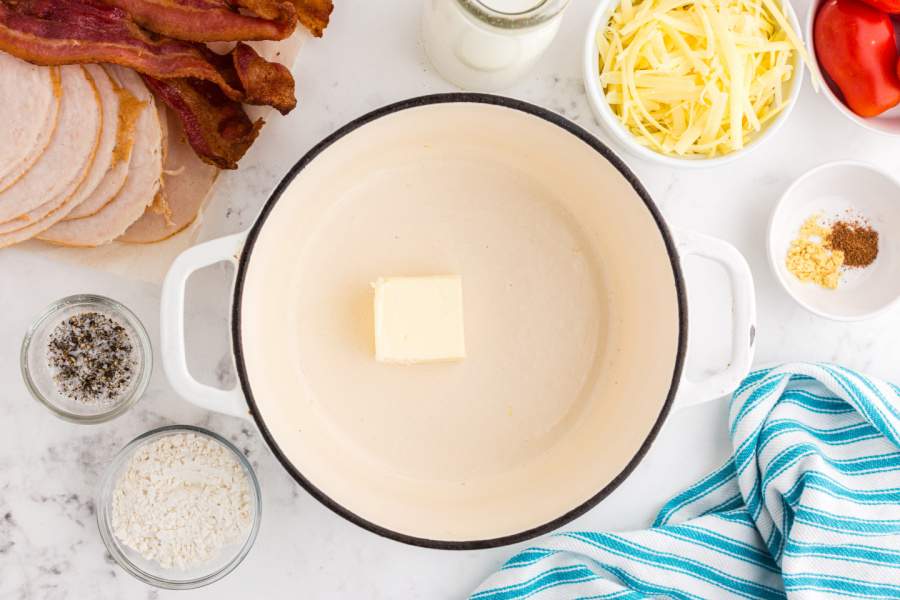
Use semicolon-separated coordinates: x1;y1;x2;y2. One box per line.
828;221;878;268
786;215;844;289
47;311;135;405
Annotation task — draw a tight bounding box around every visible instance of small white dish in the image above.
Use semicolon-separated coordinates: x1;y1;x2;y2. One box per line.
582;0;805;168
805;0;900;136
768;161;900;321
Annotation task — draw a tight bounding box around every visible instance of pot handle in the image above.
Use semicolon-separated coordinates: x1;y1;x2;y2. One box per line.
674;230;756;410
160;232;250;420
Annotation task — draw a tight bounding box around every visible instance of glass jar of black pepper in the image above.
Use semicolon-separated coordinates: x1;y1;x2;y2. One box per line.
21;294;152;423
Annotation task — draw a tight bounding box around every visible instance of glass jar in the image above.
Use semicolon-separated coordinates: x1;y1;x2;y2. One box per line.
422;0;570;91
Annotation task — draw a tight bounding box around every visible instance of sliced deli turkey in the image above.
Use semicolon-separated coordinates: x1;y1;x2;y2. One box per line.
40;67;163;247
0;64;100;223
0;65;102;248
0;64;122;234
0;52;59;192
64;65;143;220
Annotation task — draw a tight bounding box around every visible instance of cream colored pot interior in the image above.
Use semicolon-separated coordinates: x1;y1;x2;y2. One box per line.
238;101;682;543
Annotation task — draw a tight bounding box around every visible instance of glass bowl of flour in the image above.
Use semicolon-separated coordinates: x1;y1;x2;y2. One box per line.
97;425;262;589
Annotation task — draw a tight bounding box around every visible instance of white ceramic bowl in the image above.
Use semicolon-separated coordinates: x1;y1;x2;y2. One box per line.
583;0;805;168
805;0;900;136
768;161;900;321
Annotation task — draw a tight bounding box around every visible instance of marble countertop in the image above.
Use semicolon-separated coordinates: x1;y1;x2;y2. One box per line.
4;0;900;598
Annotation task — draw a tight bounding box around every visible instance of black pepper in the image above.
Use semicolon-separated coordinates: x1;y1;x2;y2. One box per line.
46;311;136;405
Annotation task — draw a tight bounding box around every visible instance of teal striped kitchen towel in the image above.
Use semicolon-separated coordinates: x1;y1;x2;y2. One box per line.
472;363;900;599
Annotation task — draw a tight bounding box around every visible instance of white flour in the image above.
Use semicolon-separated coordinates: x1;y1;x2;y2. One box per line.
111;432;253;570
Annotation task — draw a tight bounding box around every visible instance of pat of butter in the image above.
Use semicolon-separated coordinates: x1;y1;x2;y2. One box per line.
372;276;466;364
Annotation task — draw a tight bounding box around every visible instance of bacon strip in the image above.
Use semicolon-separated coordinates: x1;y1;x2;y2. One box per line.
231;0;294;21
232;42;295;111
0;0;296;111
143;75;259;169
101;0;297;42
292;0;331;37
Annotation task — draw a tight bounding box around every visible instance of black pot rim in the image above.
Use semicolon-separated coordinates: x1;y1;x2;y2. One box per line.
231;93;688;550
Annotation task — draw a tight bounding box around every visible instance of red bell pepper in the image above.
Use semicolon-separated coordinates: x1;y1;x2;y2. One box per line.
814;0;900;118
857;0;900;13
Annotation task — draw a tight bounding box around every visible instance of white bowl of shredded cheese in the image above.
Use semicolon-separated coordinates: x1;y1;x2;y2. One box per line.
583;0;808;167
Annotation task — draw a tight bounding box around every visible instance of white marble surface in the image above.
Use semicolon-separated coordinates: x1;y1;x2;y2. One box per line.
3;0;900;598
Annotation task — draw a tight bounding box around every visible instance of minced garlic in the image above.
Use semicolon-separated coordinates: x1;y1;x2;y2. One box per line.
785;215;844;289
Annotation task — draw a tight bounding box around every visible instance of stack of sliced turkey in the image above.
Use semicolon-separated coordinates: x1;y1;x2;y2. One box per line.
0;52;199;248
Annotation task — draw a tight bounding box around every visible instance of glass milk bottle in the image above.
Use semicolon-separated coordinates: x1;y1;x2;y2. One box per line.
422;0;570;91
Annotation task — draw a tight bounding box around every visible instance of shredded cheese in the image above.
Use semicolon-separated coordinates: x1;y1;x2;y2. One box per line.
597;0;810;158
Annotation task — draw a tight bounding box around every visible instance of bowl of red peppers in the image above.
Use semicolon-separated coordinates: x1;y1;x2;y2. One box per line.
806;0;900;133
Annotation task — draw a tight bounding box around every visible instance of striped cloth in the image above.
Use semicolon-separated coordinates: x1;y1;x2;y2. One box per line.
472;363;900;599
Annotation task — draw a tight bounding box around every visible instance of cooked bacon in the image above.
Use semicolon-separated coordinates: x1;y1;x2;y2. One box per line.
101;0;297;42
0;0;296;111
232;42;295;112
292;0;331;37
231;0;293;21
143;75;261;169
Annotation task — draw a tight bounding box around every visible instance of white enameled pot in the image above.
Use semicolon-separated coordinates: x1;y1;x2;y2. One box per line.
160;95;756;549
